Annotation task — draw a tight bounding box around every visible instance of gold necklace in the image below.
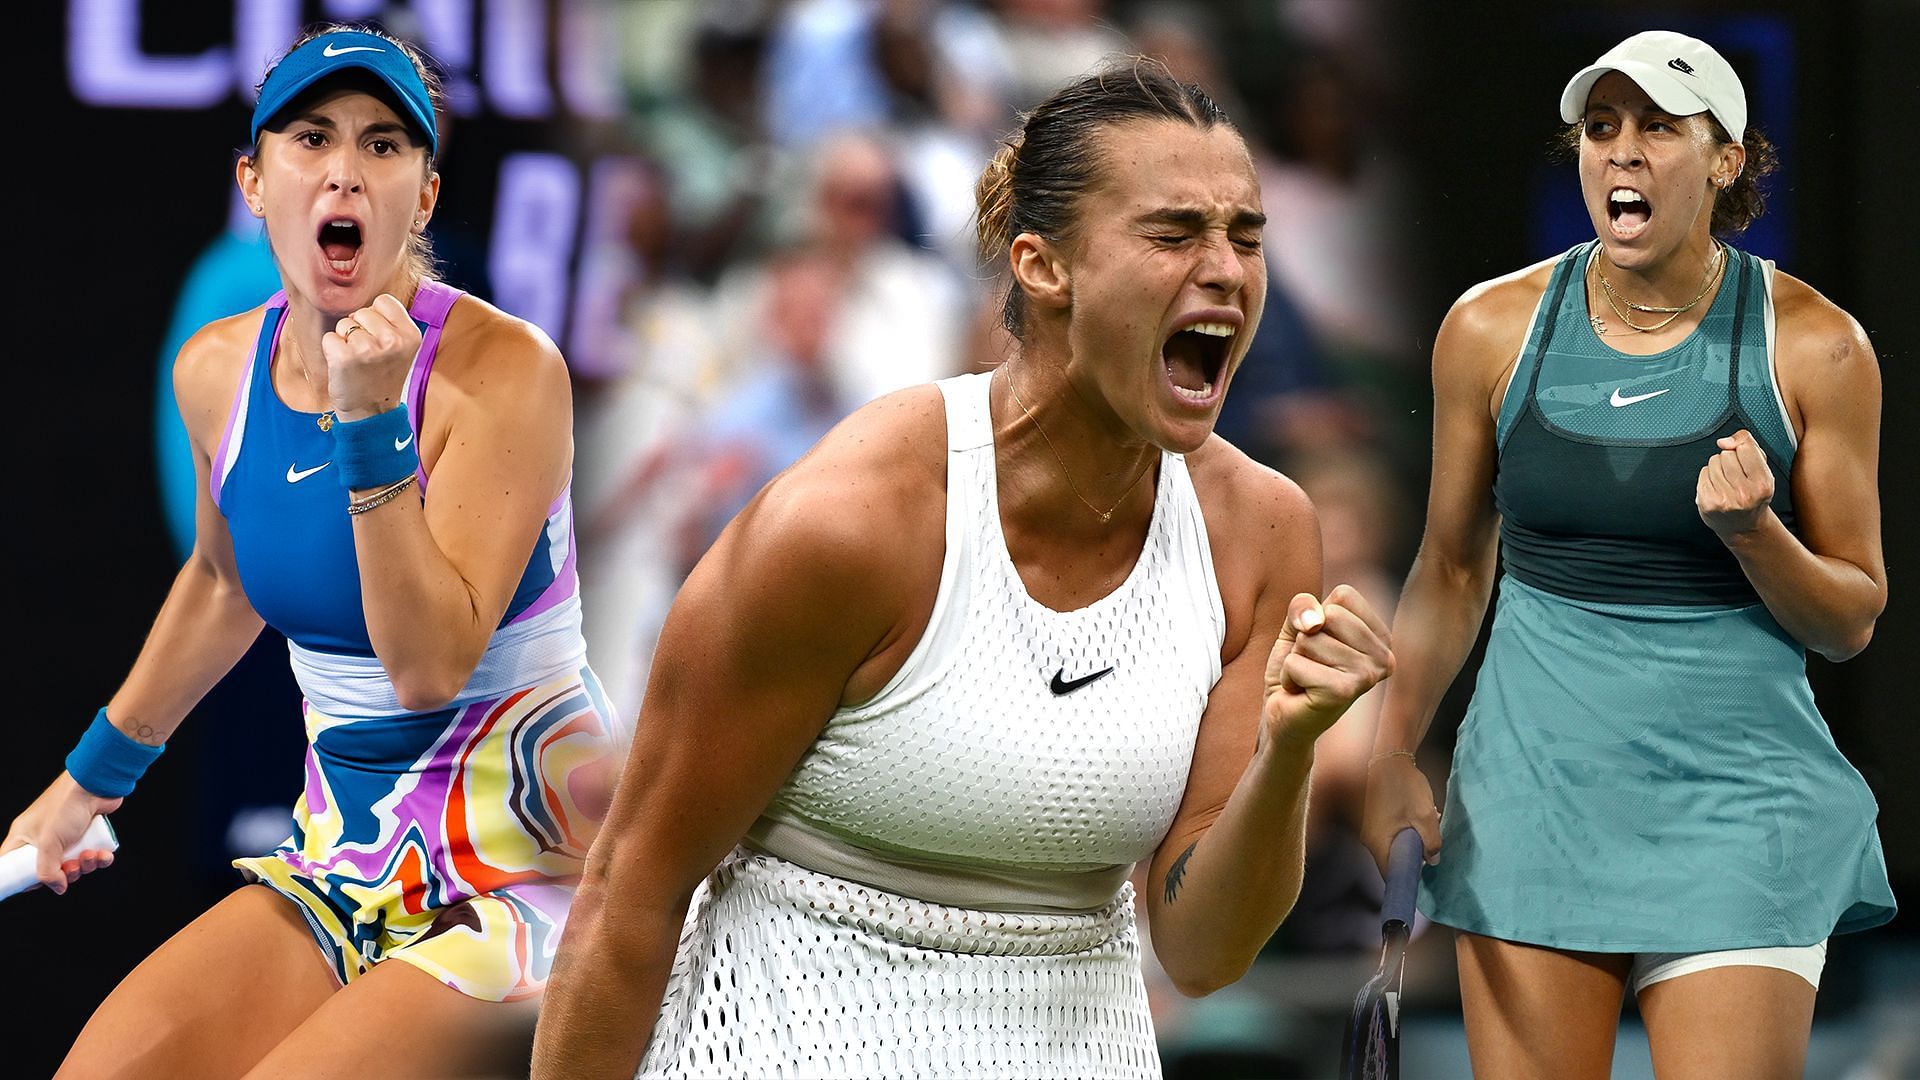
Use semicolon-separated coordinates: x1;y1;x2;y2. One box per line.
287;342;338;431
1591;244;1725;335
1004;364;1154;524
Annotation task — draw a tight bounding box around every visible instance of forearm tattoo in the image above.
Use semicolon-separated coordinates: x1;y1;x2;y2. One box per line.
1163;842;1197;904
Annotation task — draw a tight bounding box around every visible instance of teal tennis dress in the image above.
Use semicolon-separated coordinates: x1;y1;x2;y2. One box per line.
1422;242;1895;951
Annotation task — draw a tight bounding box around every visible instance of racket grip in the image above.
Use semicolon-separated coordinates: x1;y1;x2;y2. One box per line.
0;816;118;900
1382;827;1423;930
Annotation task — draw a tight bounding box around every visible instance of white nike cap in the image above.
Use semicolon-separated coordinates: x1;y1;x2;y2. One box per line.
1559;30;1746;142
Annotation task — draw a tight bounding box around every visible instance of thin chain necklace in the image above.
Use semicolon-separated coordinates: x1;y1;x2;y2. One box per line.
285;340;338;431
1004;363;1154;525
1590;243;1725;335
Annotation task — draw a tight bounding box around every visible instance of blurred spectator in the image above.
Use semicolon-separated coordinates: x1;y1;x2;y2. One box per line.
723;131;964;404
574;155;727;715
878;0;1016;274
668;249;863;567
632;2;780;281
989;0;1131;108
1255;50;1416;365
762;0;894;148
579;247;860;712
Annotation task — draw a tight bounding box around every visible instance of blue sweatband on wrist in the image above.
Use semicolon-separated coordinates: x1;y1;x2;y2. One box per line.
332;404;421;491
65;708;164;799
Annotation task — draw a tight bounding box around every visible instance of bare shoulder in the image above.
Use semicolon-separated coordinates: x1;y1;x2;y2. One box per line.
172;305;269;452
1439;256;1560;367
1185;436;1320;658
1770;269;1878;379
1186;436;1314;543
742;384;949;566
701;385;950;695
429;291;569;398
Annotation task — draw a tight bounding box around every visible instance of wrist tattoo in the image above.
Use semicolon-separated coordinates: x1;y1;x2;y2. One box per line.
1163;842;1198;904
132;722;163;746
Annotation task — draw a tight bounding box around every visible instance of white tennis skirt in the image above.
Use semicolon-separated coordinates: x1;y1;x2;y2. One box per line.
636;849;1162;1079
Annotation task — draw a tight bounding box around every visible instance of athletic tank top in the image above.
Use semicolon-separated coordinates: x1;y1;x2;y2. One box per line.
746;371;1227;911
1494;242;1798;605
212;284;578;656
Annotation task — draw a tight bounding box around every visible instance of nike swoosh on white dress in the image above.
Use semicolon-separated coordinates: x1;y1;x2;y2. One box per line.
1610;387;1672;407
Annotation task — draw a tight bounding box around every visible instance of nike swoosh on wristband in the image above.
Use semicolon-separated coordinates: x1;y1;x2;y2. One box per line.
1050;667;1114;695
287;462;331;483
323;44;385;57
1610;387;1672;407
395;432;415;451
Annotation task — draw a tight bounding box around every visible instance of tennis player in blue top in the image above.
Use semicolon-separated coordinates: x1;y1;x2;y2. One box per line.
1363;30;1894;1080
6;25;619;1077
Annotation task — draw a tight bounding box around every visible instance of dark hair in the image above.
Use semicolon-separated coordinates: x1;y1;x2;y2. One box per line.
1555;119;1779;236
247;23;446;283
975;56;1233;337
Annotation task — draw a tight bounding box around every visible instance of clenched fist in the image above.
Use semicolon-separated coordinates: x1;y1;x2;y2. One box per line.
1696;428;1775;540
322;292;421;421
1261;582;1395;749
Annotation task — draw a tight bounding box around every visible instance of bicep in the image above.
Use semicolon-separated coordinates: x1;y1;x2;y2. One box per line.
1415;303;1511;565
419;349;575;622
1784;328;1885;584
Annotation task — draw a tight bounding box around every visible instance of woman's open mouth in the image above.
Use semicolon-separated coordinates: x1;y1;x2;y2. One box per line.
1606;187;1652;240
1161;321;1234;405
317;218;364;278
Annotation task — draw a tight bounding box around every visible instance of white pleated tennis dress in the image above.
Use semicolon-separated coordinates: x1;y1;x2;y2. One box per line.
636;371;1227;1079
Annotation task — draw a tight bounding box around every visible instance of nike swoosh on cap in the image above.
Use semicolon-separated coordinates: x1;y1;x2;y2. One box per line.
322;44;386;57
1610;387;1672;407
1050;667;1114;695
287;461;332;483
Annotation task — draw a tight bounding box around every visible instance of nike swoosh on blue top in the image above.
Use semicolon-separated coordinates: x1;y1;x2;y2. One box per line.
287;461;331;483
1050;667;1114;695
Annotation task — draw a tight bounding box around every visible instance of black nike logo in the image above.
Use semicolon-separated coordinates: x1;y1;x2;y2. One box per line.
1667;58;1695;76
1050;667;1114;695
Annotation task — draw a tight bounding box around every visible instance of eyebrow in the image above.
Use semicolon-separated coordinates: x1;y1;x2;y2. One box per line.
288;114;417;140
1585;103;1680;121
1136;206;1268;230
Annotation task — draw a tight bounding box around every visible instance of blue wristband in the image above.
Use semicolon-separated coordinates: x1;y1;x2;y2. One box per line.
332;404;420;491
65;708;164;799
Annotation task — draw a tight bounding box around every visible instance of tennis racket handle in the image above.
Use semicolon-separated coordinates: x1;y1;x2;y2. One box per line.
1382;827;1423;929
0;816;118;900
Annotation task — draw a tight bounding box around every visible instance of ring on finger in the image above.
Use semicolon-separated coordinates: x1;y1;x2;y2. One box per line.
342;322;363;340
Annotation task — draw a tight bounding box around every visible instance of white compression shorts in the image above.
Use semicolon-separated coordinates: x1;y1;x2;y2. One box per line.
1629;940;1827;995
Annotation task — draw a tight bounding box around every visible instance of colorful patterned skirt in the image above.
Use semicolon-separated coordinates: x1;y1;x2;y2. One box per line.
237;662;620;1001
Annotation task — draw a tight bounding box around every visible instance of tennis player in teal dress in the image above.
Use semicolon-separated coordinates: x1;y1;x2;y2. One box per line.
1363;31;1893;1080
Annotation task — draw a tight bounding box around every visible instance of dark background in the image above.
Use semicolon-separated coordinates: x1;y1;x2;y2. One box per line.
12;0;1915;1072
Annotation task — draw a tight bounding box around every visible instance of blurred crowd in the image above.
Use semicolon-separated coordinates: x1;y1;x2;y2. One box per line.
556;3;1424;1069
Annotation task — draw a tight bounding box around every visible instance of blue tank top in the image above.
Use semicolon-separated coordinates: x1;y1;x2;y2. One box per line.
212;284;577;656
1493;242;1797;606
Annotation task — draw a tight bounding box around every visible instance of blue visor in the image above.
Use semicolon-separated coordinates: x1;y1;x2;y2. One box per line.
251;31;436;155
